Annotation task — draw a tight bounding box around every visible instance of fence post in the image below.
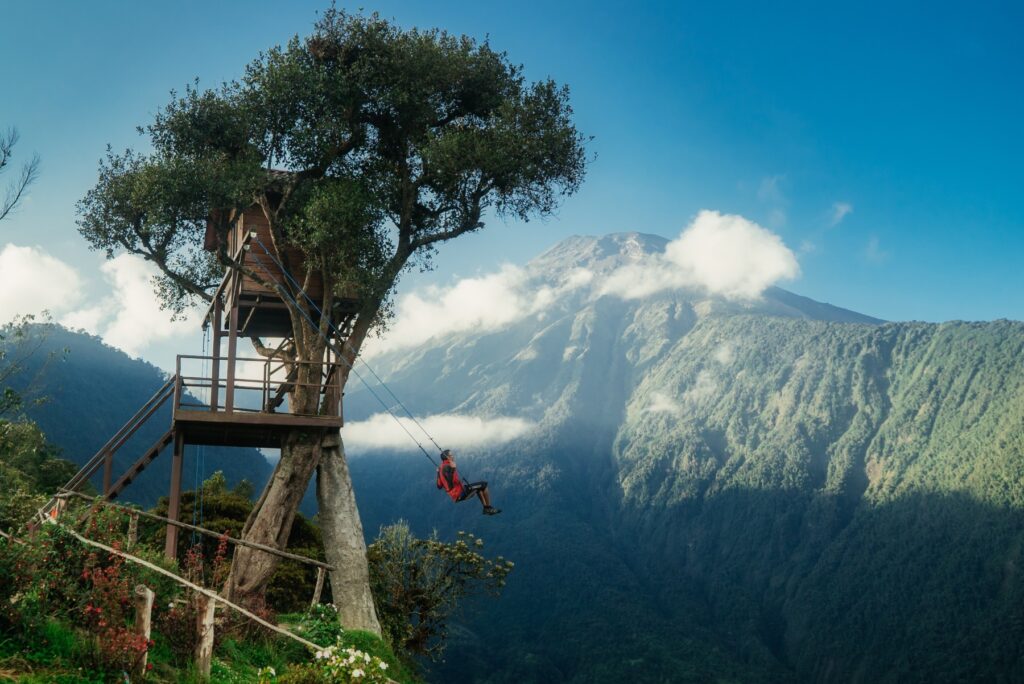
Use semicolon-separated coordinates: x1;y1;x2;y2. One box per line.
310;566;326;609
195;593;217;680
127;511;139;551
133;584;155;679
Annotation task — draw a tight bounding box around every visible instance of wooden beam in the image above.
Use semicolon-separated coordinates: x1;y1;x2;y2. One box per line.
225;294;239;413
164;430;185;560
210;298;222;413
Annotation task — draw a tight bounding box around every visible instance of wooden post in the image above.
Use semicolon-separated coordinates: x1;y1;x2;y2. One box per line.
224;273;239;413
126;511;139;551
210;299;222;412
133;584;155;680
164;430;185;560
195;593;216;680
310;567;326;609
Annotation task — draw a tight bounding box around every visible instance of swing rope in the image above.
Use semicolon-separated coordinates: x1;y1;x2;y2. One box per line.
244;243;440;468
253;238;446;455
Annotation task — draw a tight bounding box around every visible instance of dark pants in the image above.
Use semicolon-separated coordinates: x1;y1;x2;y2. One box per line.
458;481;487;502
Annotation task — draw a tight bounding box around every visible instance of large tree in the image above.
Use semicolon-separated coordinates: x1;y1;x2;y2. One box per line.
76;10;586;630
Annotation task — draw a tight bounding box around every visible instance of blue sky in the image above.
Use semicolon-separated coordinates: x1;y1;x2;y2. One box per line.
1;1;1022;367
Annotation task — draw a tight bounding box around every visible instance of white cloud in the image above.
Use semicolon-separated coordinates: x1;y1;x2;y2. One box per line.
683;369;718;404
342;413;534;451
0;244;198;358
78;255;198;356
0;244;85;323
367;265;592;357
642;391;681;415
830;202;853;227
713;341;735;365
600;210;800;301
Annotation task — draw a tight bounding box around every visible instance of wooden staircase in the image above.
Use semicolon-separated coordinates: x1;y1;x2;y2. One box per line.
34;377;177;524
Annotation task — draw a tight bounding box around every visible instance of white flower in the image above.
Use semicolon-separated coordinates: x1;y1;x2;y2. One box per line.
315;650;326;660
379;661;389;670
267;667;276;676
363;653;371;663
352;669;364;678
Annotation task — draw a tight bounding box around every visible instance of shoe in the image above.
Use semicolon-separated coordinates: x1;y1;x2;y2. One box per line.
483;506;502;516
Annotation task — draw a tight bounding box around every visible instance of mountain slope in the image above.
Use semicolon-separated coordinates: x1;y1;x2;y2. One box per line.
342;234;1024;682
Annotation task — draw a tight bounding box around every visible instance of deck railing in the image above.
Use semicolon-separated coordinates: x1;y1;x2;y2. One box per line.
174;354;342;418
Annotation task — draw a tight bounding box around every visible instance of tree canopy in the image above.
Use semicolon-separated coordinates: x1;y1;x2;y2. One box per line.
77;9;588;342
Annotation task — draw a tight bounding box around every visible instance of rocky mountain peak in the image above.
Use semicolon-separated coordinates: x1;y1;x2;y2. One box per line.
528;232;670;276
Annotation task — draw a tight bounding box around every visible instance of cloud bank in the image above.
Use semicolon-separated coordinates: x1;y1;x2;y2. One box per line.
367;265;592;357
342;413;534;451
0;244;85;322
601;210;800;300
0;243;197;357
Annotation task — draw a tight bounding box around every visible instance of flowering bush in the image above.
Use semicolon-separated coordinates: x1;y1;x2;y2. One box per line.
80;548;151;671
263;638;393;684
313;644;392;683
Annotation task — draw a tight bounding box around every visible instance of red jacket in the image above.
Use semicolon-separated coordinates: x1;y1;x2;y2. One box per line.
436;462;464;501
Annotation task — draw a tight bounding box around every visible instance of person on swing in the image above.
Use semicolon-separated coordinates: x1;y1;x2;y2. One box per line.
436;449;501;515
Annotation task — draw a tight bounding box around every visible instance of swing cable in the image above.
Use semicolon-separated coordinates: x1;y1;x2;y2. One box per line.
244;248;439;468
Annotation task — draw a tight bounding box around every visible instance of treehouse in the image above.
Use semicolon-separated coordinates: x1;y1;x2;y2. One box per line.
204;205;361;338
40;203;362;559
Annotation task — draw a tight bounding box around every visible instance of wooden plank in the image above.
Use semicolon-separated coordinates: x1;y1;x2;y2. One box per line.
210;300;222;413
164;431;184;560
174;410;342;429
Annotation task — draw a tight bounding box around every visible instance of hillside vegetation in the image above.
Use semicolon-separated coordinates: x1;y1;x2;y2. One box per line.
340;236;1024;682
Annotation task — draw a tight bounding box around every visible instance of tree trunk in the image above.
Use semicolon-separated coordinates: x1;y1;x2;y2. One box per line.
317;430;382;634
224;430;322;604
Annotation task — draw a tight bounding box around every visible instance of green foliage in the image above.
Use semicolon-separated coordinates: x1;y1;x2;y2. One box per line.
295;604;345;646
149;470;327;613
0;418;79;530
0;314;67;419
76;8;587;337
367;522;512;663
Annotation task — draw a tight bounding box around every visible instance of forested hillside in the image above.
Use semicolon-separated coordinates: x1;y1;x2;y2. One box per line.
339;235;1024;683
3;326;273;506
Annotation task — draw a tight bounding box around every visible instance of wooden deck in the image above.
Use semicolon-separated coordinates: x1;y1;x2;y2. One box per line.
173;407;342;448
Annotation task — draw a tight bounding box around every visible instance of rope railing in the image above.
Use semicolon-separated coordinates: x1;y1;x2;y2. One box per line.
57;490;334;571
55;524;326;652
